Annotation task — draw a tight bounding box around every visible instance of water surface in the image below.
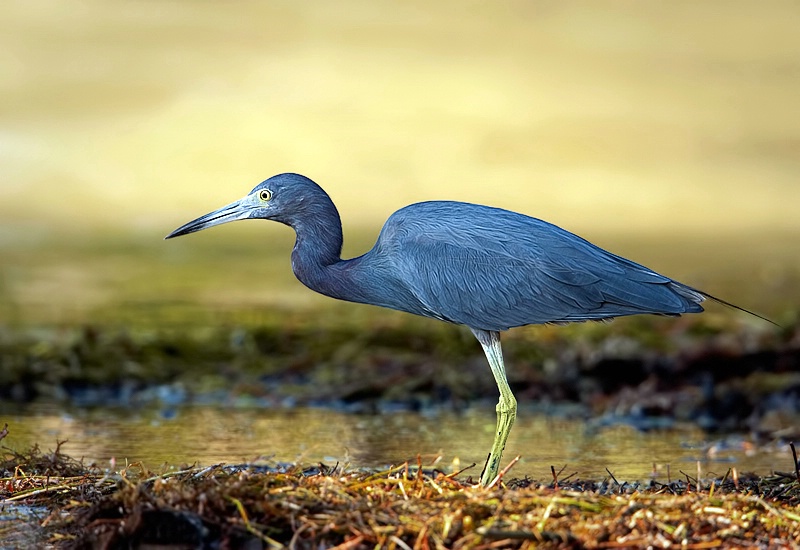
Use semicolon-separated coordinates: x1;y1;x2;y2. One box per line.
3;405;786;482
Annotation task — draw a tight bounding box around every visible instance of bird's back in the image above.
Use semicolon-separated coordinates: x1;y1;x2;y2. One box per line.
365;201;704;331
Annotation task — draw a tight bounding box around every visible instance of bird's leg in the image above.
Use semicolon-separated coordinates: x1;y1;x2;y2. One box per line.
472;329;517;487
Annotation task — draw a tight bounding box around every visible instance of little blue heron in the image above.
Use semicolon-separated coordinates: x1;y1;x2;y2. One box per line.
166;172;765;486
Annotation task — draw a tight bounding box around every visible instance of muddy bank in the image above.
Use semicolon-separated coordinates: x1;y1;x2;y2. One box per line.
1;317;798;434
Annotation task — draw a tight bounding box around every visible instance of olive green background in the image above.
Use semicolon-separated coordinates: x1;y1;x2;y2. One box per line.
2;1;798;325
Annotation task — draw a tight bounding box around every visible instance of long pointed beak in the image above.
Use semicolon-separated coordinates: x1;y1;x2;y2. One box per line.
165;197;253;239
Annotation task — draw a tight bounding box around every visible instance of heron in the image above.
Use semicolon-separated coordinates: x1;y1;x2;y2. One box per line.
166;172;767;486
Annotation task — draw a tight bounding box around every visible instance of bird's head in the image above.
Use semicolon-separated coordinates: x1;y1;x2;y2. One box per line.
165;173;331;239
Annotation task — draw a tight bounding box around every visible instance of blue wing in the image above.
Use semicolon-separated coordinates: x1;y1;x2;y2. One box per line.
376;201;705;331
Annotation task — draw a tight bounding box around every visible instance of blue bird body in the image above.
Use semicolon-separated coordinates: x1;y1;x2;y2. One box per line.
335;201;705;331
166;172;762;486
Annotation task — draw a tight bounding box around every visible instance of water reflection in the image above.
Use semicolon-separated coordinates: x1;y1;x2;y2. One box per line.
2;405;785;481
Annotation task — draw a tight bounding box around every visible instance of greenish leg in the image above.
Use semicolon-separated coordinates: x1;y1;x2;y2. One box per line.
472;329;517;487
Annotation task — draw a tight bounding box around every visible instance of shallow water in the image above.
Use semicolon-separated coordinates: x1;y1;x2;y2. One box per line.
2;404;788;482
2;0;799;328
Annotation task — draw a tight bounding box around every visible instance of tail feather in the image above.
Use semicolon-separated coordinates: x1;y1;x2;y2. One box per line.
666;282;706;313
669;282;779;327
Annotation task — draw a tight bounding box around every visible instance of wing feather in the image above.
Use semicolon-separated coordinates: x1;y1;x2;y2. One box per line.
377;202;704;331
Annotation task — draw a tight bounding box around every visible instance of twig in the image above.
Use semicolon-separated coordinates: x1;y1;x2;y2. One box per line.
559;470;578;483
329;535;366;550
679;471;694;493
696;461;701;493
390;535;413;550
485;455;521;490
790;442;799;482
229;496;282;549
446;462;477;479
479;453;490;484
720;467;731;486
3;482;81;503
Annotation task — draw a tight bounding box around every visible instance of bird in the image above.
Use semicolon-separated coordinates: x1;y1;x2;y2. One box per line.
166;172;768;486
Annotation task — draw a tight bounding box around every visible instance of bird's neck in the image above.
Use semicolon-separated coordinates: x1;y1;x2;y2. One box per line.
291;214;388;306
289;204;356;300
291;213;343;268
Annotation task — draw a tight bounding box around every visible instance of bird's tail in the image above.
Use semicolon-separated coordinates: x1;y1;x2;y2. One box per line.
670;282;779;327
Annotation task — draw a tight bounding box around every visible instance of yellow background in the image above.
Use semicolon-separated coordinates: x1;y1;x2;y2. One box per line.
2;1;798;323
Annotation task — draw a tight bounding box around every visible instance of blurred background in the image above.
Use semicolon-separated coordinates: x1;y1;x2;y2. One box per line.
2;0;800;480
2;0;798;326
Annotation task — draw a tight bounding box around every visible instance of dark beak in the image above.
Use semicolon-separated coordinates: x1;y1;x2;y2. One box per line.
165;197;252;239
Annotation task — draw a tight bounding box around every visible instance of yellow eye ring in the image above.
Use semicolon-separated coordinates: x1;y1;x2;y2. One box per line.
258;189;272;201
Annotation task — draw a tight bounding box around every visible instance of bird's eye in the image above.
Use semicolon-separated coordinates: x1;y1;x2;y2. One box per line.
258;189;272;202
